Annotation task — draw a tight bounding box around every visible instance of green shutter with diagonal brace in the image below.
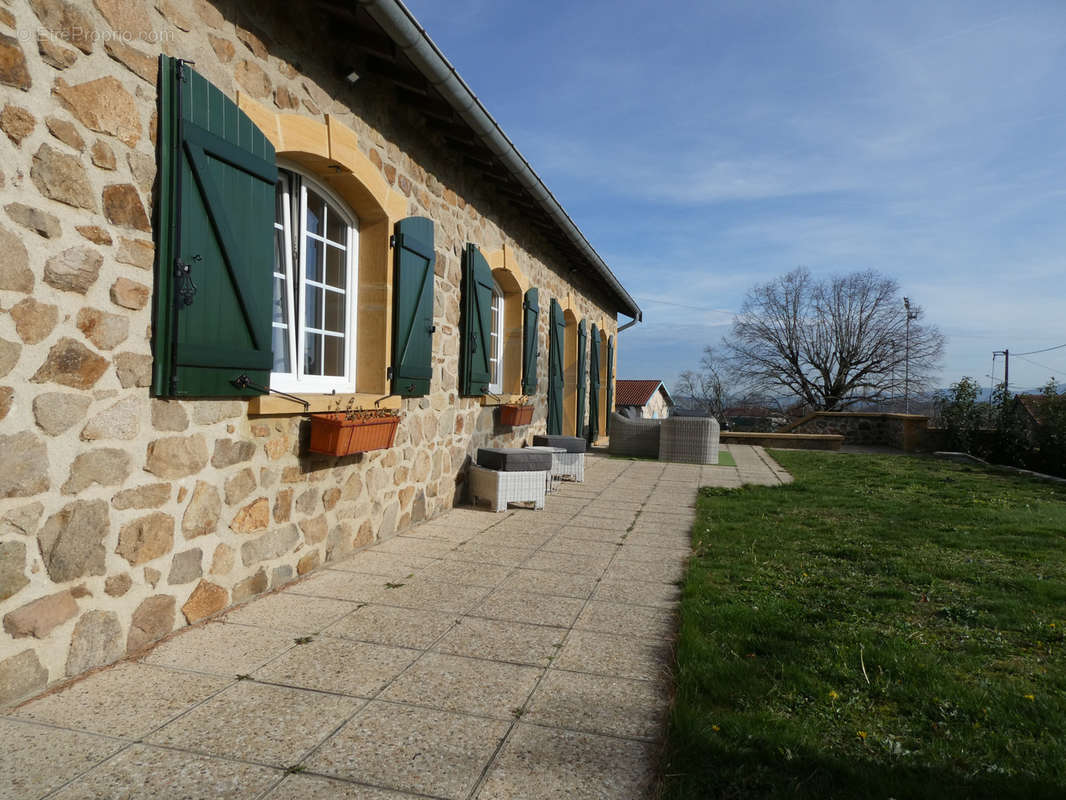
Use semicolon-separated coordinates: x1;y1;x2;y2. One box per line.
391;217;435;397
606;334;615;434
153;56;277;397
576;319;587;437
460;244;494;396
547;298;565;435
522;288;539;395
588;324;601;443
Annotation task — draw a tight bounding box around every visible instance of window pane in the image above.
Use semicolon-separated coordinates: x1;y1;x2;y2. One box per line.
325;244;346;290
326;207;346;245
305;285;323;330
275;179;286;224
272;261;288;324
304;332;322;376
323;334;344;377
324;290;345;333
272;325;290;373
305;190;325;236
304;237;322;283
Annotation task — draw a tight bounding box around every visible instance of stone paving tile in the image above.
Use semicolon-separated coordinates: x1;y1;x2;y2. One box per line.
433;616;566;667
594;578;681;608
525;669;669;740
499;568;599;599
146;681;362;767
477;722;657;800
399;525;477;543
13;662;231;739
521;550;613;576
561;515;629;532
306;701;510;800
553;630;673;681
550;525;626;543
222;592;359;635
371;577;492;613
616;543;690;563
143;621;297;677
326;550;437;578
263;773;420;799
540;536;622;558
48;743;282;800
0;718;125;800
417;558;515;587
253;637;418;697
381;652;541;719
286;569;395;602
371;536;457;558
604;558;686;585
574;600;676;640
322;603;457;649
470;588;586;629
443;542;535;566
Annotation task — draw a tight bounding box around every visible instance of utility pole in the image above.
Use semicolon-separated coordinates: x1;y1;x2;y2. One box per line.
994;349;1009;393
903;297;919;413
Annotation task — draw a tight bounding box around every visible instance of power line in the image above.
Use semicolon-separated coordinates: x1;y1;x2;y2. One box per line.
1014;353;1066;377
636;297;734;314
1015;342;1066;357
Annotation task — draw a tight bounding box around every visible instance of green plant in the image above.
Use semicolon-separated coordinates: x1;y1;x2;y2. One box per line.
935;376;983;452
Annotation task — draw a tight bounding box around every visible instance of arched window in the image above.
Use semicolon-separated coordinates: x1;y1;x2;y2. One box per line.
488;280;504;394
271;167;359;394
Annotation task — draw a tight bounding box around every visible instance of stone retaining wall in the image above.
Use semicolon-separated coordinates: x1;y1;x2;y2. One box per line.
0;0;619;705
783;412;931;451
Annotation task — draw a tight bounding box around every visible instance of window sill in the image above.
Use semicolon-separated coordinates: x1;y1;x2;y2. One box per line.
249;392;403;415
479;394;530;407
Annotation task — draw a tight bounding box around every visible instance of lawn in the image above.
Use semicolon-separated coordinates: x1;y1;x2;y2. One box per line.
661;451;1066;800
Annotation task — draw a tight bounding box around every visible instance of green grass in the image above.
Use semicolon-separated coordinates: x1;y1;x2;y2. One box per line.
661;451;1066;800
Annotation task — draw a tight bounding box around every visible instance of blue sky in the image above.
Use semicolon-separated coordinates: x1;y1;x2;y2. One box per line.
404;0;1066;393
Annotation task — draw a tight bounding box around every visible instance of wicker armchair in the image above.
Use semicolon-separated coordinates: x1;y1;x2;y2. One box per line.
607;413;661;458
658;416;720;464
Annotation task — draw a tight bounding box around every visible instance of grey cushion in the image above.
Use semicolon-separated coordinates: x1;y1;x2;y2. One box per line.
607;413;661;458
477;447;552;472
532;435;586;454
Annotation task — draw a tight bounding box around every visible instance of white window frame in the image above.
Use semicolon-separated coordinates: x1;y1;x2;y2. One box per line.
488;280;504;395
271;164;359;395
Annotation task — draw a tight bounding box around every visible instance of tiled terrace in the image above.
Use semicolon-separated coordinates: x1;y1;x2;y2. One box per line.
0;445;787;800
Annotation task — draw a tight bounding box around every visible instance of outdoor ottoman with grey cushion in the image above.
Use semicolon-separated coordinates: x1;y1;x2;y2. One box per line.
468;447;552;512
531;435;586;482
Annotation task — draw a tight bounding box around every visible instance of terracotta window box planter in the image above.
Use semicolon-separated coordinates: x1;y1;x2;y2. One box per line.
499;403;534;427
308;412;400;457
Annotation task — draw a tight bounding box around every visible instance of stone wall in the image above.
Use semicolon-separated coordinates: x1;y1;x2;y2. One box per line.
784;412;932;451
0;0;621;706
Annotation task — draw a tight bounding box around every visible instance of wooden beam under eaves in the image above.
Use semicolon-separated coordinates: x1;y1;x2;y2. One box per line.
361;55;428;95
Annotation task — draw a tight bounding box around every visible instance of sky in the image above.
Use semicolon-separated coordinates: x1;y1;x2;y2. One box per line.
403;0;1066;394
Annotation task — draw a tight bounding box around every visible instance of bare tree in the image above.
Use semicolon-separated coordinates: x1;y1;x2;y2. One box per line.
723;267;944;411
675;346;729;420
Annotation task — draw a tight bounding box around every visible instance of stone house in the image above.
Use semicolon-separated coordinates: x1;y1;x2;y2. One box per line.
615;379;673;420
0;0;641;706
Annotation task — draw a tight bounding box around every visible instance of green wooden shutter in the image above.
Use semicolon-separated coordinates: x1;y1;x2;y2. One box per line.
547;298;565;435
606;334;615;434
153;56;277;397
588;324;601;443
576;319;587;437
460;244;493;396
392;216;435;397
522;288;539;395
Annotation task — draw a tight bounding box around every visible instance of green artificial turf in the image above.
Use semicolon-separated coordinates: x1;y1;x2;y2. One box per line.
661;450;1066;800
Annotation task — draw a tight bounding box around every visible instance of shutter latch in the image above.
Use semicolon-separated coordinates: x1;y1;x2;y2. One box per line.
174;255;200;306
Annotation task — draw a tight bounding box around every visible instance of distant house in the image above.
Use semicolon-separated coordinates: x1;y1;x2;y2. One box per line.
616;380;674;419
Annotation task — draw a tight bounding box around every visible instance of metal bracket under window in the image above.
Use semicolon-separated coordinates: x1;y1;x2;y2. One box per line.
232;374;310;412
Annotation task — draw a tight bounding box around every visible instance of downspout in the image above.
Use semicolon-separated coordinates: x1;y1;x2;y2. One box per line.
358;0;642;322
617;311;642;333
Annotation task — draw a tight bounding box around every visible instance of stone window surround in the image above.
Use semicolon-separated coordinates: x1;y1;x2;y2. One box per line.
237;93;409;415
481;244;531;406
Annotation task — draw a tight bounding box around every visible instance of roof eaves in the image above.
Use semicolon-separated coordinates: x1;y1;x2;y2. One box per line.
356;0;642;322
